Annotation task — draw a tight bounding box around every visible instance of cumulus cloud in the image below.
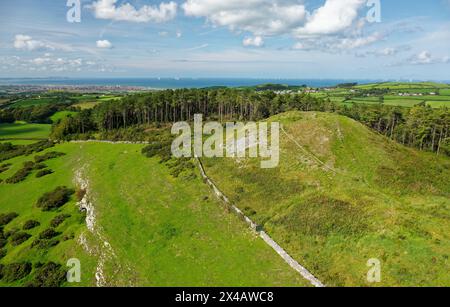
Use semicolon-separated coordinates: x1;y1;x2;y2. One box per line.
393;50;450;66
90;0;177;23
96;39;113;49
183;0;307;36
294;0;365;37
411;51;433;64
14;34;54;51
243;36;264;47
182;0;376;51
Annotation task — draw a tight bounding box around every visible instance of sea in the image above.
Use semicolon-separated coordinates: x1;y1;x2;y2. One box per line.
0;78;385;89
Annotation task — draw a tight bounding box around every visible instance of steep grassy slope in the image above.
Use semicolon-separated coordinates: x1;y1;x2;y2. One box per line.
1;142;310;286
201;111;450;286
0;143;95;286
73;142;310;286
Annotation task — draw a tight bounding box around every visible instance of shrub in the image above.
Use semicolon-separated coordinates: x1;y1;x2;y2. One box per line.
33;163;47;170
36;186;74;211
0;212;19;226
31;238;60;250
34;152;66;163
36;169;54;178
0;141;54;163
0;238;6;249
25;262;66;287
50;214;71;228
0;163;11;174
0;262;32;282
38;228;60;240
3;227;19;239
5;162;35;184
10;232;32;246
23;220;40;230
0;249;6;259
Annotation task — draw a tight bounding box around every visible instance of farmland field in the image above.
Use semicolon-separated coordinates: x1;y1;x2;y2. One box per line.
0;122;51;140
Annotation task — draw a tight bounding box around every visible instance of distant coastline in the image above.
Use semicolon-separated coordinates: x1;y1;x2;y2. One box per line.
0;77;387;89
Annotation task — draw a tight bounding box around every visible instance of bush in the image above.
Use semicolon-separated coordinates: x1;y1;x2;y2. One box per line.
5;161;43;184
10;232;32;246
36;186;74;211
0;249;6;259
34;152;66;163
38;228;60;240
36;169;54;178
23;220;40;230
0;212;19;226
25;262;66;287
0;163;11;174
50;214;71;228
0;238;6;249
0;262;32;282
0;141;54;163
31;238;60;250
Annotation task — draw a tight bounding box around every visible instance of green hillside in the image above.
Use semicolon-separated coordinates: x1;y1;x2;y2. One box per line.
0;141;310;286
201;111;450;286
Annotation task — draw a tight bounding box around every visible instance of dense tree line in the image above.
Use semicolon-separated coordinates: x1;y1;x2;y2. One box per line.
340;103;450;155
49;88;449;156
51;88;335;137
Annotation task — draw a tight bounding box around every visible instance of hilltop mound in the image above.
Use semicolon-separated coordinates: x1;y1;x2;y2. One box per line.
202;111;450;286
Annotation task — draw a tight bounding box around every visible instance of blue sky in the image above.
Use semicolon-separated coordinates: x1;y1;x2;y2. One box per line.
0;0;449;80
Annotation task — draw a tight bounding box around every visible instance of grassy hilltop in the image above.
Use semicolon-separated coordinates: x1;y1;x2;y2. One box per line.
202;111;450;286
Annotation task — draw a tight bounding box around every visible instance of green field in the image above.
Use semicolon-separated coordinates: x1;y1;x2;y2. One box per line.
0;142;311;286
202;111;450;286
0;122;51;140
50;111;78;123
8;97;59;108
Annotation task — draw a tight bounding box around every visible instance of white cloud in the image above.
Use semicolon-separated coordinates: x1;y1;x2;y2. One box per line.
412;51;433;64
183;0;307;36
14;34;54;51
96;39;113;49
379;47;397;56
294;0;365;37
182;0;374;51
0;54;113;73
90;0;177;23
407;51;450;65
335;32;382;49
243;36;264;47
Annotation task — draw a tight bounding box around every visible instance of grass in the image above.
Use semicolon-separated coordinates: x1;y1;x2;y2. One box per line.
201;111;450;286
9;98;58;108
71;142;310;286
0;122;51;140
0;143;95;286
0;141;311;286
50;111;78;123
